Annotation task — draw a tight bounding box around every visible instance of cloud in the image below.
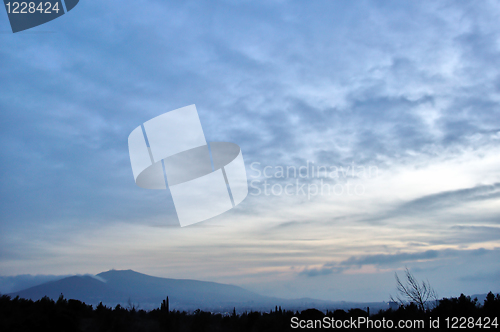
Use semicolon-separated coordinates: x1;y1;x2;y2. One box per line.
299;266;342;278
340;250;440;267
398;183;500;213
300;247;500;277
359;183;500;226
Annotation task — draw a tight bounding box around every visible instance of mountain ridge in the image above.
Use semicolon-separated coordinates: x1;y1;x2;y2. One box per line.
8;269;277;311
7;269;498;312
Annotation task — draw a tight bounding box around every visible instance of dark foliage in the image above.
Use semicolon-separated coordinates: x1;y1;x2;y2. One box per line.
0;292;498;331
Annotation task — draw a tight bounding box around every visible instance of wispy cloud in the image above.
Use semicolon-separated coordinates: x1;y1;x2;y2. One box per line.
300;247;500;277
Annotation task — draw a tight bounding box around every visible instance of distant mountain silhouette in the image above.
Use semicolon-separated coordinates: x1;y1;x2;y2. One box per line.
0;274;68;294
9;269;272;310
9;275;123;304
96;269;265;308
469;292;500;304
8;269;451;312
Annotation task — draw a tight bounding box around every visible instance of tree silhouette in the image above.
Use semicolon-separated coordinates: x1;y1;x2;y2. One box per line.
483;291;500;316
1;292;499;331
390;267;438;311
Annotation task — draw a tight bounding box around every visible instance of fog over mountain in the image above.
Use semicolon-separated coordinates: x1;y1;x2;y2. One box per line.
0;274;69;294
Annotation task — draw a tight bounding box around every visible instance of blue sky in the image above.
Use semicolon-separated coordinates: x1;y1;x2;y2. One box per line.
1;0;499;302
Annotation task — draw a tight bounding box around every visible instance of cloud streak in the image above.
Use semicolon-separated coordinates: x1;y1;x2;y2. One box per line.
300;247;500;277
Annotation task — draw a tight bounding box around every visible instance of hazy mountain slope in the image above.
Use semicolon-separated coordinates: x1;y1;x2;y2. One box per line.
8;270;272;310
10;275;123;303
468;292;500;304
0;274;68;294
96;269;267;306
11;269;487;312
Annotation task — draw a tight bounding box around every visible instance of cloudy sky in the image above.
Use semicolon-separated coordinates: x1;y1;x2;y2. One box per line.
1;0;499;302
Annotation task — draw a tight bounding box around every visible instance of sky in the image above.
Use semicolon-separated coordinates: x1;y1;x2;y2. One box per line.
1;0;499;302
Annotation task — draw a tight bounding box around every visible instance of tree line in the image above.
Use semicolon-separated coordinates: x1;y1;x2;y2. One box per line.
0;291;498;331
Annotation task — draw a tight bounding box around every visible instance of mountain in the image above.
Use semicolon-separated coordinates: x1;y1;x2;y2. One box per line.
9;275;123;304
95;269;267;309
8;269;273;311
0;274;69;294
469;292;500;304
7;269;394;312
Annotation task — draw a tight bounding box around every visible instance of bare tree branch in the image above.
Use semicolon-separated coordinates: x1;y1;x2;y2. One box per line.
390;267;438;311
